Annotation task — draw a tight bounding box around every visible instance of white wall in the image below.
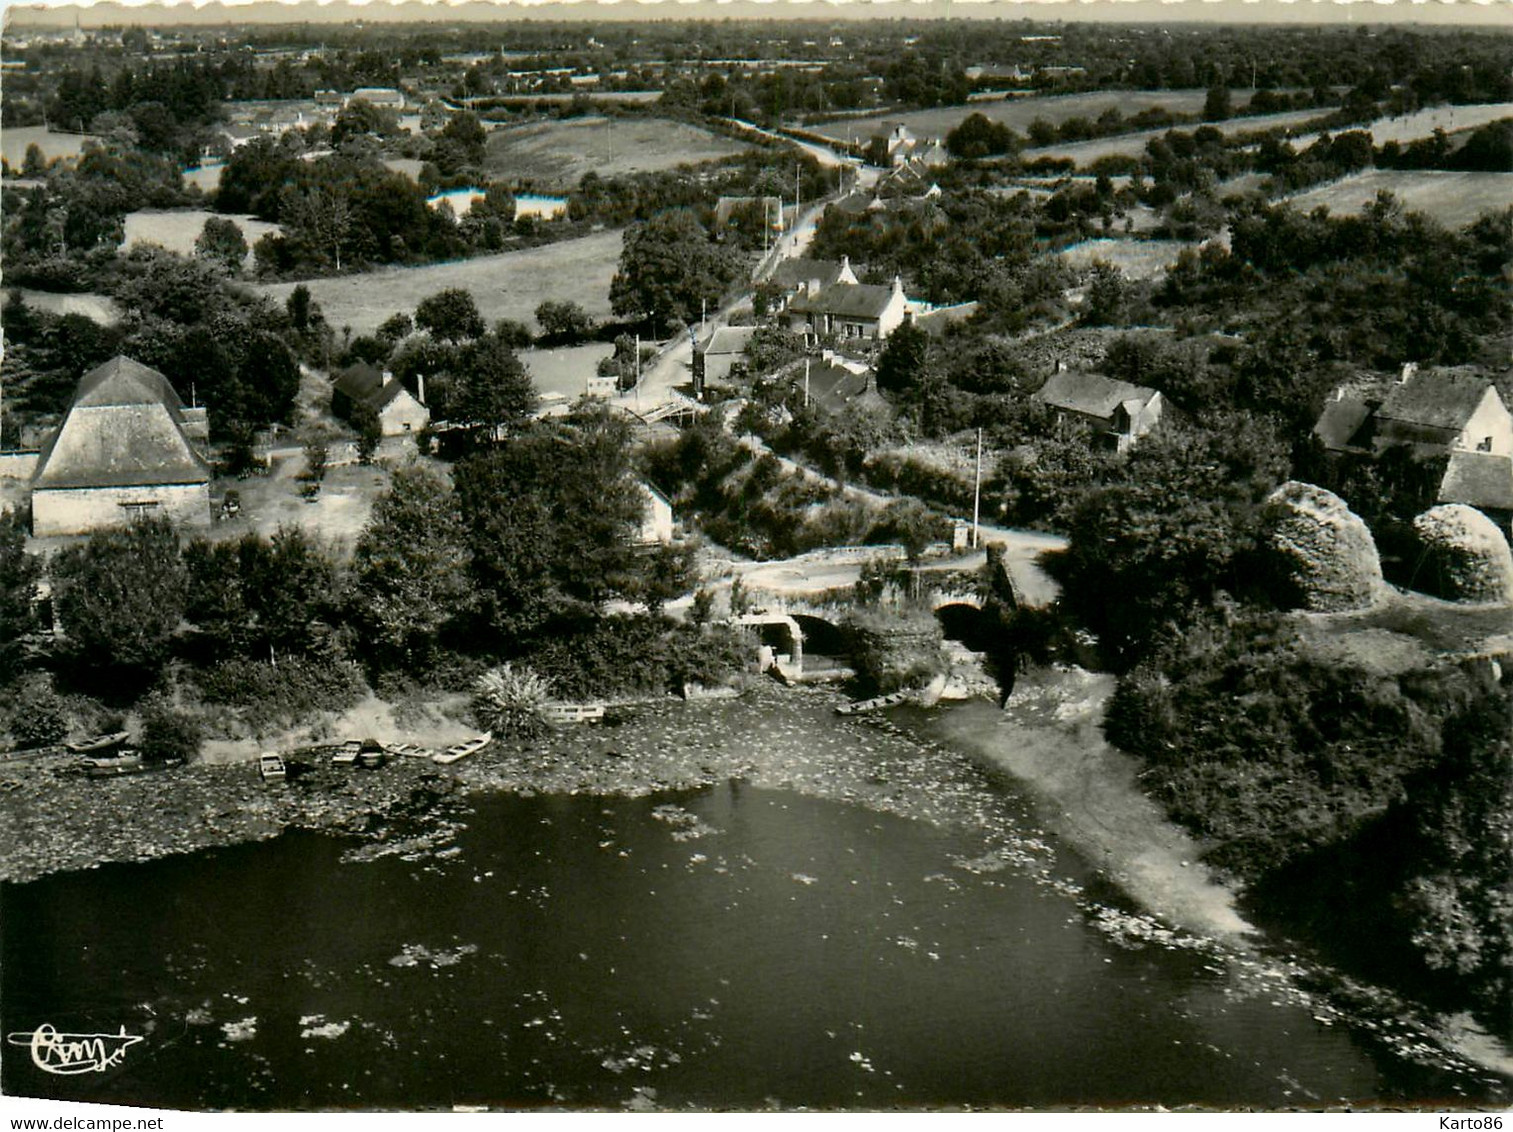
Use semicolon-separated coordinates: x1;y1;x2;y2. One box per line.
32;483;210;537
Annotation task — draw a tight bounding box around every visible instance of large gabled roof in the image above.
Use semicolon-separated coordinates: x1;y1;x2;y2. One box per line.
32;356;210;490
790;282;901;321
1439;451;1513;512
1376;369;1497;433
1034;369;1158;421
769;258;849;291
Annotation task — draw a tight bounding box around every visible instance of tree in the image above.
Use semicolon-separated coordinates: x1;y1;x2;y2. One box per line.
348;466;473;665
534;300;592;345
0;512;40;684
377;311;413;343
351;398;383;463
331;98;401;146
441;111;488;164
415;288;486;342
609;210;743;333
51;517;188;680
286;283;315;332
453;330;536;434
21;143;47;178
7;677;68;749
874;318;930;397
1203;83;1233;123
194;215;248;274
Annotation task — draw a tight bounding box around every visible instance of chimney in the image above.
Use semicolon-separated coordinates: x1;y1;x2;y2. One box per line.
416;373;426;406
1399;361;1418;384
382;370;395;386
891;274;904;297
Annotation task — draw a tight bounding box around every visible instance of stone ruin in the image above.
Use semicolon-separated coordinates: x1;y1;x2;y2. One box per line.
1411;504;1513;605
1260;481;1385;612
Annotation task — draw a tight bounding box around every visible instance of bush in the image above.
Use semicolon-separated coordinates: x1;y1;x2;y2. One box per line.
194;656;366;734
526;615;746;700
138;698;203;763
6;676;69;749
472;662;553;738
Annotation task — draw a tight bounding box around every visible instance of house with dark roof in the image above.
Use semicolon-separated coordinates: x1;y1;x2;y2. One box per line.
30;356;212;537
1034;367;1163;453
1313;366;1513;526
692;324;760;396
331;364;430;436
765;256;859;312
787;277;910;343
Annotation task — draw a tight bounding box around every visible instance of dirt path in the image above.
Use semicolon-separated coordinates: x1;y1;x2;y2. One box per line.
917;666;1255;946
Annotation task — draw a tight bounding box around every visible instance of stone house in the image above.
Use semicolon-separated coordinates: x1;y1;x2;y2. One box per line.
765;256;859;313
692;325;760;397
30;356;212;537
1313;365;1513;526
787;277;910;343
1033;367;1163;453
331;364;430;436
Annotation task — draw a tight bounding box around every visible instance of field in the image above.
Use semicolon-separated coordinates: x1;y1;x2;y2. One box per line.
1287;101;1513;151
1285;170;1513;228
0;125;98;167
183;164;226;192
518;342;615;400
806;90;1269;146
15;289;123;325
483;115;750;189
253;230;623;339
1025;106;1328;167
123;209;281;267
1058;238;1198;280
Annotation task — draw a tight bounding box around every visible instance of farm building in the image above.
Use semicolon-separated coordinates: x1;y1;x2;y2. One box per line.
692;325;759;397
350;87;405;110
331;364;430;436
30;356;212;538
787;277;911;343
1314;365;1513;530
1034;367;1163;453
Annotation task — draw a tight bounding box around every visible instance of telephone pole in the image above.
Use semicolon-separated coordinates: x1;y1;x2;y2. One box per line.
972;428;983;549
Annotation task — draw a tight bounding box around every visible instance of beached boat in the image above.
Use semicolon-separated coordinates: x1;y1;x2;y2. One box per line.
358;739;386;768
433;732;492;765
258;753;287;782
386;742;435;760
834;691;910;716
540;703;606;725
332;740;361;767
67;731;130;755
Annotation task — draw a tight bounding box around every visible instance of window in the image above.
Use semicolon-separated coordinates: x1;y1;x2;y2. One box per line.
1477;436;1493;452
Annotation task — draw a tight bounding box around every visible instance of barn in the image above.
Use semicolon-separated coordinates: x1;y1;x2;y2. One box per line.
30;356;212;538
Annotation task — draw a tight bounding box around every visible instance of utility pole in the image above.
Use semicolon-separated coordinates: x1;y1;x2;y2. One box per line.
972;427;983;549
634;333;641;412
803;358;810;408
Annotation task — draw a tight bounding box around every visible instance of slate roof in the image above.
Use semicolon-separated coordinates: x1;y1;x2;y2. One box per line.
698;325;759;357
1439;451;1513;512
1035;369;1158;422
334;363;413;411
32;356;210;490
1376;369;1493;432
1313;395;1375;452
769;258;849;291
789;282;900;321
798;361;871;414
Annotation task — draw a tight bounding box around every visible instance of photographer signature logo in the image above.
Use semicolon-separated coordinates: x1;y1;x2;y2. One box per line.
6;1023;144;1075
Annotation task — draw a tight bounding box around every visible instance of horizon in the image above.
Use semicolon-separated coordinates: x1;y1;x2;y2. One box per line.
4;0;1513;29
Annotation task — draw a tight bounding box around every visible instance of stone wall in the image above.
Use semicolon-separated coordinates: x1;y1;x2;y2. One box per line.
31;482;211;537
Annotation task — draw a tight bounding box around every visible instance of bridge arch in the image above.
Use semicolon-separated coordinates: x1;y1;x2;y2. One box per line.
935;602;996;652
791;613;849;659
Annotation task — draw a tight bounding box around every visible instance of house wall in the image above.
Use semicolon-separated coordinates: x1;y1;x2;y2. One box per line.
637;490;674;545
0;452;39;481
1456;390;1513;457
32;482;210;537
378;392;430;436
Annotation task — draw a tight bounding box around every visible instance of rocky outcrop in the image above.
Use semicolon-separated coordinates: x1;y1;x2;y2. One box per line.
1411;504;1513;605
1261;481;1384;612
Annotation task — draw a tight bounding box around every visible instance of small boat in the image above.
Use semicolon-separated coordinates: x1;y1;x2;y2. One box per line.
358;739;386;768
835;691;910;716
540;703;606;725
386;743;435;760
258;753;287;782
83;753;146;778
67;731;131;755
433;733;492;765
